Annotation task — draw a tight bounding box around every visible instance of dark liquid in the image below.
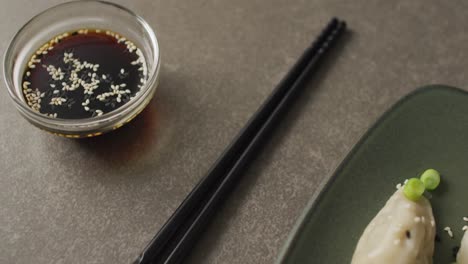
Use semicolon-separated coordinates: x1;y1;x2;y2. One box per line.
22;30;147;119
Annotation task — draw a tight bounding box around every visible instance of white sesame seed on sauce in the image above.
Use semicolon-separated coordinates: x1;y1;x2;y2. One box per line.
444;227;454;238
120;68;125;74
463;217;468;222
463;226;468;232
430;220;435;227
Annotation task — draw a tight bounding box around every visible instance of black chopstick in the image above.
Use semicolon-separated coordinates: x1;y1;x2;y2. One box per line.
134;18;347;264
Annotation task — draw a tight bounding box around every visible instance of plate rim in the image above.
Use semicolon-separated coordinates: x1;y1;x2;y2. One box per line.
276;84;466;263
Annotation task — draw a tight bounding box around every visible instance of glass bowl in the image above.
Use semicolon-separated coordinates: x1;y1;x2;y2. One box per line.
3;0;160;138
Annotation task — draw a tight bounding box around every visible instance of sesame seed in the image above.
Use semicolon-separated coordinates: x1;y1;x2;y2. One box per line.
444;227;454;238
463;217;468;222
463;226;468;232
414;217;421;223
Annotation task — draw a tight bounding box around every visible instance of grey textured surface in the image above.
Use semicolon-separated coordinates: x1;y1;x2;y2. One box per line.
1;0;468;263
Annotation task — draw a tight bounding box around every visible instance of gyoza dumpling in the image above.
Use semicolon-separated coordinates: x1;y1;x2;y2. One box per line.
351;189;435;264
457;230;468;263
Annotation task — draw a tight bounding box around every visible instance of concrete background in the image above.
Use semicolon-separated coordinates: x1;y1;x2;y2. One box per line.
1;0;468;263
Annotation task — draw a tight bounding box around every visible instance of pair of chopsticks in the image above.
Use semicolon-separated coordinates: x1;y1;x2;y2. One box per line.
134;18;347;264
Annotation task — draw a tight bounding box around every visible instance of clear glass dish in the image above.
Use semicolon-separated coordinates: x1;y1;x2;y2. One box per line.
3;0;160;138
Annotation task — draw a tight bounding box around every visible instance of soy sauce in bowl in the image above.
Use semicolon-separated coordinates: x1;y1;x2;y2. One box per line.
22;29;147;119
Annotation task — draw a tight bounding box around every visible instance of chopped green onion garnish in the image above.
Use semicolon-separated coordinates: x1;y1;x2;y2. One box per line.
420;169;440;190
403;178;425;201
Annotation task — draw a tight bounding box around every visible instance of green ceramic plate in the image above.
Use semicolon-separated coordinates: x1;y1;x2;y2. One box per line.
278;85;468;263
